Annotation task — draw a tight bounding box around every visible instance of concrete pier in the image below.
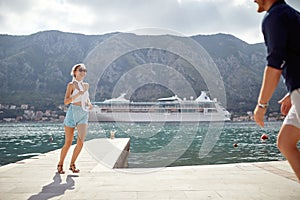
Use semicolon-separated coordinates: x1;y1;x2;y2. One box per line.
84;138;130;169
0;138;299;200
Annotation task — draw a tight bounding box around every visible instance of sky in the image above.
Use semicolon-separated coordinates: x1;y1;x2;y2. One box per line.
0;0;300;44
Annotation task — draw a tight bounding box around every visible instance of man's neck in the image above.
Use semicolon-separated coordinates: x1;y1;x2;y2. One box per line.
266;0;283;11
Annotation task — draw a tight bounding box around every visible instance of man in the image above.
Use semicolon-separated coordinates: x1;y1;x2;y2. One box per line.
253;0;300;181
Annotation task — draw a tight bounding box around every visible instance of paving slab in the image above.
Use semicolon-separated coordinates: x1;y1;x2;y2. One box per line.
0;138;299;200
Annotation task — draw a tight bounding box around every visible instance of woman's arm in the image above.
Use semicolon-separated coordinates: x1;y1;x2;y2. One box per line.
64;82;73;105
84;83;93;110
64;82;86;105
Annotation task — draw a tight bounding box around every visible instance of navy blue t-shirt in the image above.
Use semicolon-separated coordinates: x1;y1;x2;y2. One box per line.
262;0;300;93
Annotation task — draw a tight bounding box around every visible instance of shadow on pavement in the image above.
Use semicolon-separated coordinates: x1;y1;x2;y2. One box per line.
28;173;78;200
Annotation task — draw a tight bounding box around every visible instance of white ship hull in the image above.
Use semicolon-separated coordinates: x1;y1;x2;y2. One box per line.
89;92;231;122
89;111;229;122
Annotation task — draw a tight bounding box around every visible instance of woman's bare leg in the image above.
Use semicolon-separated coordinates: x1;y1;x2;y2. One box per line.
70;124;87;165
277;124;300;181
58;126;75;166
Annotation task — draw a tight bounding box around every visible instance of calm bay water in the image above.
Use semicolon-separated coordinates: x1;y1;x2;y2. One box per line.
0;121;285;167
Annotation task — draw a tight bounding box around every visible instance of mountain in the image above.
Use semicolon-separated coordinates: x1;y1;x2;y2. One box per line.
0;30;114;108
0;30;286;113
191;34;286;112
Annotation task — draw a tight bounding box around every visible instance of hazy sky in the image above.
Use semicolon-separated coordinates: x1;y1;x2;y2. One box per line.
1;0;300;44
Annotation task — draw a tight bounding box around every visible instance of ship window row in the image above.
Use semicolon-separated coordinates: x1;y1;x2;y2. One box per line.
95;102;216;108
99;108;218;113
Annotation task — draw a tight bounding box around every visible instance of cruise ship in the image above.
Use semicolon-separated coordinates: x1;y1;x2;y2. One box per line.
89;91;231;122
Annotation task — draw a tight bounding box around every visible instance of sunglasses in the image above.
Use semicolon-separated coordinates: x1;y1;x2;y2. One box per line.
77;68;87;73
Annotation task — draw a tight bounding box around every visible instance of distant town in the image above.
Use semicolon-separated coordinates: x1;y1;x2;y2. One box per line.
231;111;285;122
0;103;285;123
0;104;67;123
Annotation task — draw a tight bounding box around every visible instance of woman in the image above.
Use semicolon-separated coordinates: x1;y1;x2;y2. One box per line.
57;63;92;174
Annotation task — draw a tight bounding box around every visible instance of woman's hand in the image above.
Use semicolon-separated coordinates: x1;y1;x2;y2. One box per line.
89;103;93;110
278;94;291;115
78;90;85;95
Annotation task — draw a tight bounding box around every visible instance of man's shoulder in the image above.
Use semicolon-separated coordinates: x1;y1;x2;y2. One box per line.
269;2;299;16
265;3;298;24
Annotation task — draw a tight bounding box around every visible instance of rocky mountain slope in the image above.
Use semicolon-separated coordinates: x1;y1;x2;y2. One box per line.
0;30;286;112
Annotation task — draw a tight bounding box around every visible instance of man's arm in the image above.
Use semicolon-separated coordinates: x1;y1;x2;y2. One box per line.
254;66;282;127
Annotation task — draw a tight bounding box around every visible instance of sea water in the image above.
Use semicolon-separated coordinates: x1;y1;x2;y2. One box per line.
0;121;284;167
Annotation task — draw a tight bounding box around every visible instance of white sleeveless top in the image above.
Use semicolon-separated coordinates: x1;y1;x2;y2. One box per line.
71;80;89;111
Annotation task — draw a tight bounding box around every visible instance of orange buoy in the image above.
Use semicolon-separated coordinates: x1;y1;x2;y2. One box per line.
233;143;238;148
260;134;268;140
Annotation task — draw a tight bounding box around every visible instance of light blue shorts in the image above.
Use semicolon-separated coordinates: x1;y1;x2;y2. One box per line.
283;89;300;129
64;104;89;128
